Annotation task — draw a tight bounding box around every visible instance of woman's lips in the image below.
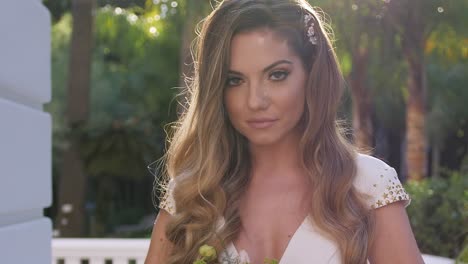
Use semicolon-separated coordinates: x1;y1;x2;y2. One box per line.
247;119;278;129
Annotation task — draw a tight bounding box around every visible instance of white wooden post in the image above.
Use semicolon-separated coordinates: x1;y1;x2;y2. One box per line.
0;1;52;264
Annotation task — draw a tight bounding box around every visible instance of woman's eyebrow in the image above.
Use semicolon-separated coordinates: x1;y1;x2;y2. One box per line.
228;59;293;76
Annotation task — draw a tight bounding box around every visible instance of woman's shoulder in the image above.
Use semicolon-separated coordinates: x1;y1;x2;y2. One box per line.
354;153;393;178
353;153;411;210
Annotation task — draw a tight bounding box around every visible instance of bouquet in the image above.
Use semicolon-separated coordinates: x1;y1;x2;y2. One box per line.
194;244;279;264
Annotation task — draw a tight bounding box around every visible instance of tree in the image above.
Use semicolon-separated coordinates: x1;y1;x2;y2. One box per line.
383;0;467;180
425;23;468;177
323;1;382;151
315;0;394;152
49;3;183;235
55;0;95;237
177;1;205;88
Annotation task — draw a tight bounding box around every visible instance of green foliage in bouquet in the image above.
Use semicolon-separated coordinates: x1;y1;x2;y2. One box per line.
194;244;279;264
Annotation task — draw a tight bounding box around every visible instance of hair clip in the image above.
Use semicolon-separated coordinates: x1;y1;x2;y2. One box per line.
304;13;318;45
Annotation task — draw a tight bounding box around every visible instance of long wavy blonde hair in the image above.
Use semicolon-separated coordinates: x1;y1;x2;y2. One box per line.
159;0;374;263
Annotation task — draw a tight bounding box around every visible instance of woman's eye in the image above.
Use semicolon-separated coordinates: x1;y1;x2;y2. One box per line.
270;70;290;81
226;77;242;86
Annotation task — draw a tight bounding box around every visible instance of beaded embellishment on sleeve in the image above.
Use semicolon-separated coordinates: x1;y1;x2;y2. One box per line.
370;167;411;209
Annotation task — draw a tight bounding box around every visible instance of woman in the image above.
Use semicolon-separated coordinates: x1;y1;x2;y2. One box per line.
145;0;424;263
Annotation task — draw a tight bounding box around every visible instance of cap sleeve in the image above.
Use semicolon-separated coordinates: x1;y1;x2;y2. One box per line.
354;154;411;210
369;166;411;209
159;179;176;215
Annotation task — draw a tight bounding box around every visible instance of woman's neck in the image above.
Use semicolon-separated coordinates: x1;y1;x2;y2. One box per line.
247;133;306;184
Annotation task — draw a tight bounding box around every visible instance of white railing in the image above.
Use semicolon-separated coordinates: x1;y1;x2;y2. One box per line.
423;255;456;264
52;239;455;264
52;239;149;264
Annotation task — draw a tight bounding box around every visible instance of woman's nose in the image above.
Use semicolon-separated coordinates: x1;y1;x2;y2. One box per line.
247;82;270;110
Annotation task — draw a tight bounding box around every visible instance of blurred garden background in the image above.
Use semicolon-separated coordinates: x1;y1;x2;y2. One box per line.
43;0;467;261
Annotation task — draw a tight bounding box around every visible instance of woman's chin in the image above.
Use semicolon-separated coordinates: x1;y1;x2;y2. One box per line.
246;134;281;147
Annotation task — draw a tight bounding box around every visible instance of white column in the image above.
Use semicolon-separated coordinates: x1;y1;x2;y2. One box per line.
0;1;52;264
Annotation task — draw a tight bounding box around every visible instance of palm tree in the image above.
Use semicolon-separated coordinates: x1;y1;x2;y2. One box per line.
315;0;386;151
383;0;444;180
55;0;94;236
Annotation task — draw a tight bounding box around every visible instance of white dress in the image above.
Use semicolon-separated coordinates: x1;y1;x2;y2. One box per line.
159;154;411;264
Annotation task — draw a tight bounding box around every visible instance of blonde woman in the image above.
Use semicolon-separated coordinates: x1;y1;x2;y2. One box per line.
145;0;424;263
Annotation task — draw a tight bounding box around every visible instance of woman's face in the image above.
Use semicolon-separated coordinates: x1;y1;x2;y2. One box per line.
224;28;308;146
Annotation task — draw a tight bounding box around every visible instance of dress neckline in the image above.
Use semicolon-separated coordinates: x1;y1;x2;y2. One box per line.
225;215;310;264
